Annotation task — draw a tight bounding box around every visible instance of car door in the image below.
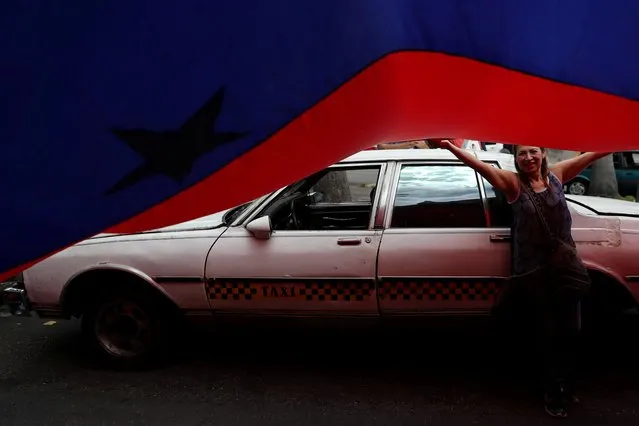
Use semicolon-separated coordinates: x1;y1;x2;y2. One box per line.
204;162;387;317
617;152;639;197
376;161;512;316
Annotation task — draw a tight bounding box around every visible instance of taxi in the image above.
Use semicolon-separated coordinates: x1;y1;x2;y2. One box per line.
5;148;639;367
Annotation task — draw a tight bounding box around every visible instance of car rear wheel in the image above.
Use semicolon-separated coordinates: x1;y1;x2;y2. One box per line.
81;288;174;369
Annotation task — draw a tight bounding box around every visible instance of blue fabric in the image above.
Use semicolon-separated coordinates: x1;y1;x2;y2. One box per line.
1;0;638;273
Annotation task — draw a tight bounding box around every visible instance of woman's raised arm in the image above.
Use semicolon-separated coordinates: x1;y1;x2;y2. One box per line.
550;151;613;183
433;140;520;201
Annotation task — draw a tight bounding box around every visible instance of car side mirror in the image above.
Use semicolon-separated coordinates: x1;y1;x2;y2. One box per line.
246;216;272;240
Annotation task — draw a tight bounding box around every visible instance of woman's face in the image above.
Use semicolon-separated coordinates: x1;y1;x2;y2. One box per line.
515;146;545;176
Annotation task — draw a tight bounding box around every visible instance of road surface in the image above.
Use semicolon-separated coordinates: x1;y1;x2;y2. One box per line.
1;310;639;425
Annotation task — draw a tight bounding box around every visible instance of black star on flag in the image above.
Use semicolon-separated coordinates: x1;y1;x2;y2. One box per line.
105;86;247;196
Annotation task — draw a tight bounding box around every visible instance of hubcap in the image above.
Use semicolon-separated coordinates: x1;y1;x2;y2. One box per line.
569;181;586;195
95;300;151;358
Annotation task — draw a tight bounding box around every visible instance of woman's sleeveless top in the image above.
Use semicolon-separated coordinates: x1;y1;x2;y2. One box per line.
510;172;575;275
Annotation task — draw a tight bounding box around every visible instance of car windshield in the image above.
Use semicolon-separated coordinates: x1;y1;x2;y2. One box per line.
222;201;253;225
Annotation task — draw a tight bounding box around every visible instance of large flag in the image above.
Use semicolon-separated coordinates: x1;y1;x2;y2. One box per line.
2;0;639;280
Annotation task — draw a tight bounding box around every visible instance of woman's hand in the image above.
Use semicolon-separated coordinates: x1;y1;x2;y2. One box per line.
428;139;453;150
410;140;428;149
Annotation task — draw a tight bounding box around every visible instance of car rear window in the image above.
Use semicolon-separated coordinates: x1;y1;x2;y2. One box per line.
390;164;486;228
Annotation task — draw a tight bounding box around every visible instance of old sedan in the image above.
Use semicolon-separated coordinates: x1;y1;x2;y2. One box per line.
5;149;639;366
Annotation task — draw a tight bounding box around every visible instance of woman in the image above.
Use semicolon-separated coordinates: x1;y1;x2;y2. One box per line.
433;141;611;418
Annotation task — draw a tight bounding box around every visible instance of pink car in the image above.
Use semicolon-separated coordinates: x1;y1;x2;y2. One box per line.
4;149;639;367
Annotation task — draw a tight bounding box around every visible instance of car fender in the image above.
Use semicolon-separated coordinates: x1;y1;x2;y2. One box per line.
569;175;591;184
581;260;638;305
59;262;175;310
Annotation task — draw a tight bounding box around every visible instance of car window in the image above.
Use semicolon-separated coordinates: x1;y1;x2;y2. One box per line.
481;177;513;227
390;164;486;228
613;152;623;168
309;168;379;204
223;200;255;225
255;165;381;231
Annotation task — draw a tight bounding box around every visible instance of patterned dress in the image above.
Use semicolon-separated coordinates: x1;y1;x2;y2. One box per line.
510;172;576;275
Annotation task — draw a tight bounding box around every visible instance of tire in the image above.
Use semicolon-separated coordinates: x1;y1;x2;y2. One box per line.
567;179;589;196
81;287;175;369
579;271;638;343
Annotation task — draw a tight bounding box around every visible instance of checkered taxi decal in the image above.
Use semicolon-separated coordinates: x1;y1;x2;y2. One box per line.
206;278;502;303
207;279;374;302
378;279;502;302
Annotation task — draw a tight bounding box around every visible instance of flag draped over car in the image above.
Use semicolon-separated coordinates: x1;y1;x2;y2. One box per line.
2;0;639;280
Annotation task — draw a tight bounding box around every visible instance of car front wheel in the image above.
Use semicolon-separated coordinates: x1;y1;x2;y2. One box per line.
81;288;173;369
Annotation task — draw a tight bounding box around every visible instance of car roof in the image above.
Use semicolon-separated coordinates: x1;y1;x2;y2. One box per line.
339;148;513;164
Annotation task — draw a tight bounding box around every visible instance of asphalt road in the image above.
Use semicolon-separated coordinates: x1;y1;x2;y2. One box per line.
2;309;639;426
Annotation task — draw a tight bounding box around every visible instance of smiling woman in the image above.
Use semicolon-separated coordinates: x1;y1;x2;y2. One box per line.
513;146;549;178
432;140;615;417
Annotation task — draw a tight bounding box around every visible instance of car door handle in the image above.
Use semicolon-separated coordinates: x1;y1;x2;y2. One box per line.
337;238;362;246
489;234;511;242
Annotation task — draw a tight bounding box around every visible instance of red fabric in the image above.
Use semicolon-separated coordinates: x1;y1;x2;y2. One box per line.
4;52;638;281
105;51;639;235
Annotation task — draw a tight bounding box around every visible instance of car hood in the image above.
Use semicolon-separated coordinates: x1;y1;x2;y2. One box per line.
89;209;230;239
566;195;639;217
